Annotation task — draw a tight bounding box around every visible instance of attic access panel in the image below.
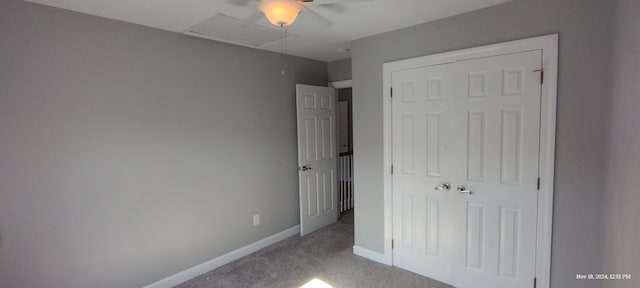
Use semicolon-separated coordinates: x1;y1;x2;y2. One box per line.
185;13;294;47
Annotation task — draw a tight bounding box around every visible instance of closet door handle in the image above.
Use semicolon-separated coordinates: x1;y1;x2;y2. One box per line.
434;183;451;191
457;185;473;195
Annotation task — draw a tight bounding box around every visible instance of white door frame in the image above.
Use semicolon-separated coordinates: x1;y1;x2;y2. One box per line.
330;79;353;153
382;35;558;288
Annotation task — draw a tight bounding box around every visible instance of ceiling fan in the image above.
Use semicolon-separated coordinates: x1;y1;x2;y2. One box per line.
228;0;372;27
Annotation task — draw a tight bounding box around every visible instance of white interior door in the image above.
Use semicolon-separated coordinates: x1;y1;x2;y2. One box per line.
392;63;456;284
296;84;338;236
452;50;541;288
391;50;543;288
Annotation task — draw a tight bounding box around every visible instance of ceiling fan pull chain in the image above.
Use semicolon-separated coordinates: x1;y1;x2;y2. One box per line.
279;23;288;76
280;24;285;55
284;25;288;55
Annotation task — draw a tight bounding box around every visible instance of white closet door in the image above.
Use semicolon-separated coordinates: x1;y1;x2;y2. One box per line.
391;63;455;284
451;50;542;288
391;50;543;288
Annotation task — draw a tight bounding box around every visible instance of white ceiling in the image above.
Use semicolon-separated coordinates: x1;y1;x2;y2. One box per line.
26;0;511;62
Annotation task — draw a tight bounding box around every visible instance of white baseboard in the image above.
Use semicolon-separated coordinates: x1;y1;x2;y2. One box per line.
143;225;300;288
353;245;391;266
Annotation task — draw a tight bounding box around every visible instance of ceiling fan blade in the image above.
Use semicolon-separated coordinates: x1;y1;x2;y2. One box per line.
316;3;346;13
304;0;372;5
227;0;255;6
300;6;333;27
240;11;266;26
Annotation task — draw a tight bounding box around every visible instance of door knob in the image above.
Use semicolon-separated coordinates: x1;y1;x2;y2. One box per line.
457;185;473;195
301;165;312;171
434;183;451;191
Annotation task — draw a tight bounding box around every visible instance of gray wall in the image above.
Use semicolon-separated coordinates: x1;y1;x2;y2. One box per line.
327;58;352;82
602;0;640;287
0;1;326;287
351;0;613;288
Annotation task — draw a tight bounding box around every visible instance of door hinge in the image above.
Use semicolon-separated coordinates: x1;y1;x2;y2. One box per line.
533;277;537;288
534;69;544;84
537;177;541;190
391;165;394;175
390;87;393;97
392;239;394;249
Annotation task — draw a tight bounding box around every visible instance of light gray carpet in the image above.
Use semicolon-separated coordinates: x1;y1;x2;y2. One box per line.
175;211;452;288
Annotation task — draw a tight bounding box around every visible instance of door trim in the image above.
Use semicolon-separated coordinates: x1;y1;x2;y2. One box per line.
382;35;558;288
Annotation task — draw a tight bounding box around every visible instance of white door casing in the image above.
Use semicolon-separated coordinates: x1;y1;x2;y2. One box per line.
383;35;558;288
391;63;455;284
451;50;542;288
296;84;338;236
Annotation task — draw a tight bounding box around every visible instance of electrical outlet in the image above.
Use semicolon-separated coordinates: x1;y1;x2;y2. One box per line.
253;214;260;226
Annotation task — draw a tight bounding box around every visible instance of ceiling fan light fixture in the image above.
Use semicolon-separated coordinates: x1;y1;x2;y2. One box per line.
260;0;303;26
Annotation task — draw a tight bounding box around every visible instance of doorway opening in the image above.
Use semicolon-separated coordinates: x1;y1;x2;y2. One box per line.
336;87;354;219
